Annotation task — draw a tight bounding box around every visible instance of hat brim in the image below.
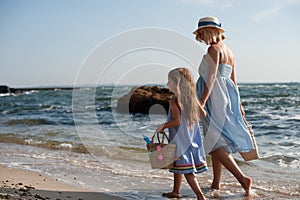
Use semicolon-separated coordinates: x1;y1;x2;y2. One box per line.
193;25;225;34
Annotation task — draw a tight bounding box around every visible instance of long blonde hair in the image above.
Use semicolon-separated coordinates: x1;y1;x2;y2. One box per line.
168;68;200;127
196;27;225;45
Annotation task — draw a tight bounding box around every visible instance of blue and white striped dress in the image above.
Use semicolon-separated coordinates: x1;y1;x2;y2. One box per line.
167;104;208;174
196;55;254;154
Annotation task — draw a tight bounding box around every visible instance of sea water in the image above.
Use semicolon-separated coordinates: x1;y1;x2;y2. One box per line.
0;83;299;199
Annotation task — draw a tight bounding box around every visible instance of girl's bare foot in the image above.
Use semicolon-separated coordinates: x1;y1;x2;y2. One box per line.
162;191;181;198
211;182;221;190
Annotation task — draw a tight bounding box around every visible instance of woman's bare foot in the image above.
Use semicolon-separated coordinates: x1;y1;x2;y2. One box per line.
162;191;181;198
240;176;252;196
196;193;206;200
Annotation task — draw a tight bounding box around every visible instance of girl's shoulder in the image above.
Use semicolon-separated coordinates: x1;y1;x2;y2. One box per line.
169;96;178;101
169;96;179;105
169;97;181;110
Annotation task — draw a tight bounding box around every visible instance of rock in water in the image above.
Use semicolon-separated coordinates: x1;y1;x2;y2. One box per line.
0;85;10;94
116;85;173;114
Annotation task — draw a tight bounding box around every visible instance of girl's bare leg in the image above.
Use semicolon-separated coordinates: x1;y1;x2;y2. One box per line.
162;173;182;198
211;154;222;190
184;173;206;200
211;148;253;196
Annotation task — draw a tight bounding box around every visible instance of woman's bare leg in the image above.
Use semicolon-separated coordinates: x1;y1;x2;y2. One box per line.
211;154;222;190
211;148;252;195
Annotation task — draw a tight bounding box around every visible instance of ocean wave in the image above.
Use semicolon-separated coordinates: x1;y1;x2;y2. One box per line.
0;134;88;153
83;145;149;162
23;90;38;95
0;93;12;97
260;154;300;168
0;132;150;162
5;118;52;126
4;116;75;126
288;115;300;122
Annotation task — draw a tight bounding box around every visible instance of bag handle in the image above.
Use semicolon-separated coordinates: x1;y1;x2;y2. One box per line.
151;131;169;144
242;115;250;128
242;115;254;135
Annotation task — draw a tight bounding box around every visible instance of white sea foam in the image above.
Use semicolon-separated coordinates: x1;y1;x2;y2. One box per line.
58;143;73;148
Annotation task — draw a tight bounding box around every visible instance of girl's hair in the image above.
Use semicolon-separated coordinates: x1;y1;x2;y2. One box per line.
196;27;225;45
168;68;200;127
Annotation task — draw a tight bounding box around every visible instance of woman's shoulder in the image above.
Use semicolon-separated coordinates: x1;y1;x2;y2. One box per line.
207;44;223;56
207;44;221;59
208;43;223;53
208;43;235;64
209;43;233;54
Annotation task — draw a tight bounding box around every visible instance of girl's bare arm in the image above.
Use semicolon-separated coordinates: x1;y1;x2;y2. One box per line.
156;100;180;132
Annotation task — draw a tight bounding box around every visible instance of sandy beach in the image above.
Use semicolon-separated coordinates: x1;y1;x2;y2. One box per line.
1;152;300;200
0;165;124;200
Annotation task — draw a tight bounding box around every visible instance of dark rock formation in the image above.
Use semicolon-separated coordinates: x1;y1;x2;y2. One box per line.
116;85;173;114
0;85;10;94
0;85;76;94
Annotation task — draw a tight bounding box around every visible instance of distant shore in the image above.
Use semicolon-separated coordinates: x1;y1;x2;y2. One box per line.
0;85;78;94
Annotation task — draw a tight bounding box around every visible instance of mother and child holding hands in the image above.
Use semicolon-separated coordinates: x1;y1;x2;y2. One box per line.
156;16;255;199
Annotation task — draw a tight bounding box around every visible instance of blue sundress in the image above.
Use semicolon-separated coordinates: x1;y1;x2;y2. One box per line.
167;104;208;174
196;54;254;154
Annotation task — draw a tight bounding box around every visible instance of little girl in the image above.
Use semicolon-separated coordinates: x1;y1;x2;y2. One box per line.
156;68;207;200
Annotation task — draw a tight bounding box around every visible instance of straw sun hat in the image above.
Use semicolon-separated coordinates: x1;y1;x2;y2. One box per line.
193;16;225;34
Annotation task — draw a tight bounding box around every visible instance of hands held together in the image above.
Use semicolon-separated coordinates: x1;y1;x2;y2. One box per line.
156;104;207;134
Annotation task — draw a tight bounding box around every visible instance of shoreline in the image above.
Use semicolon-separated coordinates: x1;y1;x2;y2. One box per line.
1;143;300;200
0;164;124;200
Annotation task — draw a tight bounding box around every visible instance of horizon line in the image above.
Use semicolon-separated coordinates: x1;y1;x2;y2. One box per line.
1;81;299;89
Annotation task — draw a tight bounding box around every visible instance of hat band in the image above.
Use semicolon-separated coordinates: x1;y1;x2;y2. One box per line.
198;21;222;28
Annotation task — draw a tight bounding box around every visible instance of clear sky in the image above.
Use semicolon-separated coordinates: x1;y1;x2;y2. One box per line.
0;0;299;87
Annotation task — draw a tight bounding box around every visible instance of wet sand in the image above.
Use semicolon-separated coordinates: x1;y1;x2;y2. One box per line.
1;162;299;199
0;165;124;200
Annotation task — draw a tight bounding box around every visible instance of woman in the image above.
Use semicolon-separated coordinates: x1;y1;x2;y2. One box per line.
194;16;254;196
